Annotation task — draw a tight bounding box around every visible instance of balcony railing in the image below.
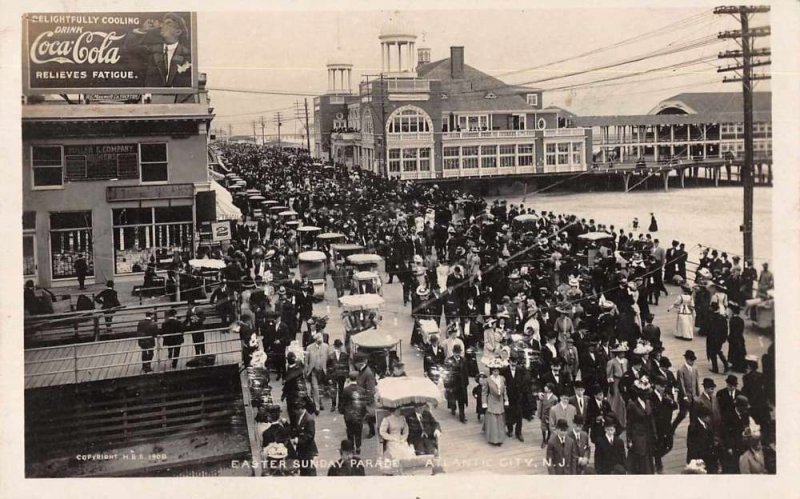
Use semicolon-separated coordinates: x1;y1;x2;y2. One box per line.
331;131;361;142
442;129;537;140
399;170;434;181
387;79;430;93
386;132;434;142
543;128;587;138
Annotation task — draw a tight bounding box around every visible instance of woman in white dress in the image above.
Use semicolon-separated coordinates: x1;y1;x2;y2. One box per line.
379;407;416;461
668;283;695;340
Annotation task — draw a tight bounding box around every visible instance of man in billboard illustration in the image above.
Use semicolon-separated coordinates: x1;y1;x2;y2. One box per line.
123;12;192;88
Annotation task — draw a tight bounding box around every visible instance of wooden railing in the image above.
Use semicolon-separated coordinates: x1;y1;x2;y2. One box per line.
23;299;227;348
24;328;241;386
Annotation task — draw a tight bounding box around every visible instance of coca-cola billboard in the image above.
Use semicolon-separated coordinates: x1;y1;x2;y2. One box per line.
23;12;197;94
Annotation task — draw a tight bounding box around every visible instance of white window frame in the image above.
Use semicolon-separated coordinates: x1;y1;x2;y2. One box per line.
518;143;535;166
457;114;490;131
545;143;557;166
139;143;169;184
443;146;460;170
526;94;538;106
513;114;527;130
499;144;516;167
388;148;401;173
31;145;65;190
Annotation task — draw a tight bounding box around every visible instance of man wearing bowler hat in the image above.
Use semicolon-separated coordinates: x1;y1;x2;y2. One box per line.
716;374;743;425
694;378;722;432
672;349;700;434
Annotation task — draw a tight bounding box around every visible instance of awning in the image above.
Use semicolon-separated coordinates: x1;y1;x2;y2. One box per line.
210;180;242;221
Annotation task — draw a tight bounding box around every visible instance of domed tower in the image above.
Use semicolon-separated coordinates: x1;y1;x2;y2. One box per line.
417;32;431;69
326;46;353;95
379;12;418;78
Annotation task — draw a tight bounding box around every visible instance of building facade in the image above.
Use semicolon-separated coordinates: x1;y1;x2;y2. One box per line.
574;92;772;165
315;15;592;180
22;89;216;287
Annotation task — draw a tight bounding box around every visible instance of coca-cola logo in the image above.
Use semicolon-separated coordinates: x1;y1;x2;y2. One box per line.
30;30;125;64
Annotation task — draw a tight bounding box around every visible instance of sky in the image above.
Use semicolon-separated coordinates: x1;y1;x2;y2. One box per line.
196;7;772;137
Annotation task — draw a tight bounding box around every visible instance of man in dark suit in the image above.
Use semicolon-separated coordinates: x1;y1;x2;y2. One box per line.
460;296;481;350
136;311;159;372
502;353;532;440
160;308;184;369
568;414;591;474
716;375;742;425
686;405;719;473
546;419;578;475
340;372;367;454
540;358;573;398
587;386;617;444
264;312;292;380
406;404;442;456
123;13;193;89
446;345;470;423
694;378;722;432
594;417;626;474
569;381;590;431
291;397;318;476
423;335;446;375
281;352;306;411
327;339;350;412
641;314;661;347
651;375;677;473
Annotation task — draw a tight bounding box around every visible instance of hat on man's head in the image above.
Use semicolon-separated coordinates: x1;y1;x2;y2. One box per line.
702;378;716;389
726;374;739;386
556;419;569;431
339;439;355;453
333;339;343;347
735;394;750;408
684;349;697;361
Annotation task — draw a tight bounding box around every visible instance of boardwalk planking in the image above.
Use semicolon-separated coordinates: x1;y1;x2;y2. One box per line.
25;331;241;389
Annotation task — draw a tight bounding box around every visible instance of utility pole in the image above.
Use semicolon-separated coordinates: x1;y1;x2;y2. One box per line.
227;124;232;142
274;112;283;149
252;120;257;144
260;116;266;146
304;98;312;153
715;4;771;266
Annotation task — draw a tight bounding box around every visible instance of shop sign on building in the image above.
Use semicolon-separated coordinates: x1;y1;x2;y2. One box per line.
106;183;194;202
23;12;197;94
211;222;231;242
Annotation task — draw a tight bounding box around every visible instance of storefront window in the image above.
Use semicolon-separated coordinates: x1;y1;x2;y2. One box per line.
50;211;94;280
112;206;192;274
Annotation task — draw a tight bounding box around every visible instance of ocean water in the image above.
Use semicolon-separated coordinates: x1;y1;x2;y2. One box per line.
491;186;773;265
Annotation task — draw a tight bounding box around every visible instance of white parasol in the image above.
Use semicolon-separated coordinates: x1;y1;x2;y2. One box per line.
339;293;385;311
376;376;442;409
188;259;226;269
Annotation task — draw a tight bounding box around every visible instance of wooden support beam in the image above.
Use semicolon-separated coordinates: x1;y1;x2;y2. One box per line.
623;173;631;193
680;168;685;188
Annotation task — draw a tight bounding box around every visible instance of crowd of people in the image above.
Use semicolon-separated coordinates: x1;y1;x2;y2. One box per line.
195;142;776;476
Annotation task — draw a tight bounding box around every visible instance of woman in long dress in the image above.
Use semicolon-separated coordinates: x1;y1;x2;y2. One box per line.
668;284;695;340
606;346;629;428
482;365;508;446
379;406;416;461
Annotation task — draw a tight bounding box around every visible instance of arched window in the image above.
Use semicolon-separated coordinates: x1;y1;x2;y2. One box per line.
362;109;375;135
386;105;433;134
